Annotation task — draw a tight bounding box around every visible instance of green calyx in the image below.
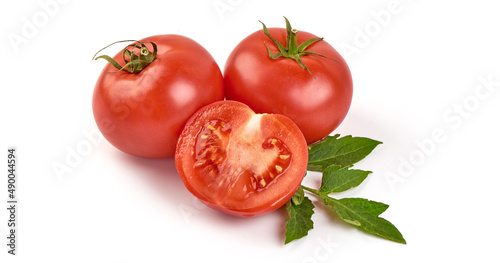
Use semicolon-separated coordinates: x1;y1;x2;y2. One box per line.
92;40;157;74
259;17;338;78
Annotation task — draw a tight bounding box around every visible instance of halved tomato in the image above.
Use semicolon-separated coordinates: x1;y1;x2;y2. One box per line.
175;100;308;217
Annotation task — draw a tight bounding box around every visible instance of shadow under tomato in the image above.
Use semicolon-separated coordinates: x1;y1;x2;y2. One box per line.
200;204;289;244
116;151;293;244
116;154;193;203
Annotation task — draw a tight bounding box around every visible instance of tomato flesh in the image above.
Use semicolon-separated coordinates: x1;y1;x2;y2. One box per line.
175;101;308;217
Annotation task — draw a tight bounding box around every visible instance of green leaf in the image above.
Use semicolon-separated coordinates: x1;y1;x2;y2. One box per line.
297;37;324;53
259;20;287;54
308;135;382;172
264;42;283;59
291;186;305;205
284;16;293;51
319;165;372;194
324;197;406;244
285;196;315;244
283;132;405;245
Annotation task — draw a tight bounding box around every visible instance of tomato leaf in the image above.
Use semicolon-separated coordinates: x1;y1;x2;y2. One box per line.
291;185;305;205
323;197;406;244
285;196;315;244
285;134;405;245
319;165;372;194
308;135;382;172
259;20;287;54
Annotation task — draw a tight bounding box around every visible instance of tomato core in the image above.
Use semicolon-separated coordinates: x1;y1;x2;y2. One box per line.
193;115;293;203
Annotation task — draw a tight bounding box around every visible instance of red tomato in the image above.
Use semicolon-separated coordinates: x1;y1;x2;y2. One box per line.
224;18;353;144
92;35;224;158
175;100;308;217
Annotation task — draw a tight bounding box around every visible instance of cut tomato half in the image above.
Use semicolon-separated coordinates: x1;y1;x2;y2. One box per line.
175;100;308;217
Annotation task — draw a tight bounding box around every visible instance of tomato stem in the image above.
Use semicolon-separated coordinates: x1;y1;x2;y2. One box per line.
301;185;321;196
92;40;157;74
301;185;339;204
259;17;339;78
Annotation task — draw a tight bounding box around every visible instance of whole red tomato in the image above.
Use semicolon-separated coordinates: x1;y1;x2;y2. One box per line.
224;18;353;144
175;100;308;217
93;35;224;158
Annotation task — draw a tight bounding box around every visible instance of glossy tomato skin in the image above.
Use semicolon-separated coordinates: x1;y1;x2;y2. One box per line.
175;100;308;217
224;28;353;144
93;35;224;158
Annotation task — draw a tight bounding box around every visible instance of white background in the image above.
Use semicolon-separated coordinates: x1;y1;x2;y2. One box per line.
1;0;500;262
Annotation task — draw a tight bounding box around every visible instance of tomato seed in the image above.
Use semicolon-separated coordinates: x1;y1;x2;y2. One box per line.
195;158;206;167
260;178;267;187
250;176;257;190
279;154;290;160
